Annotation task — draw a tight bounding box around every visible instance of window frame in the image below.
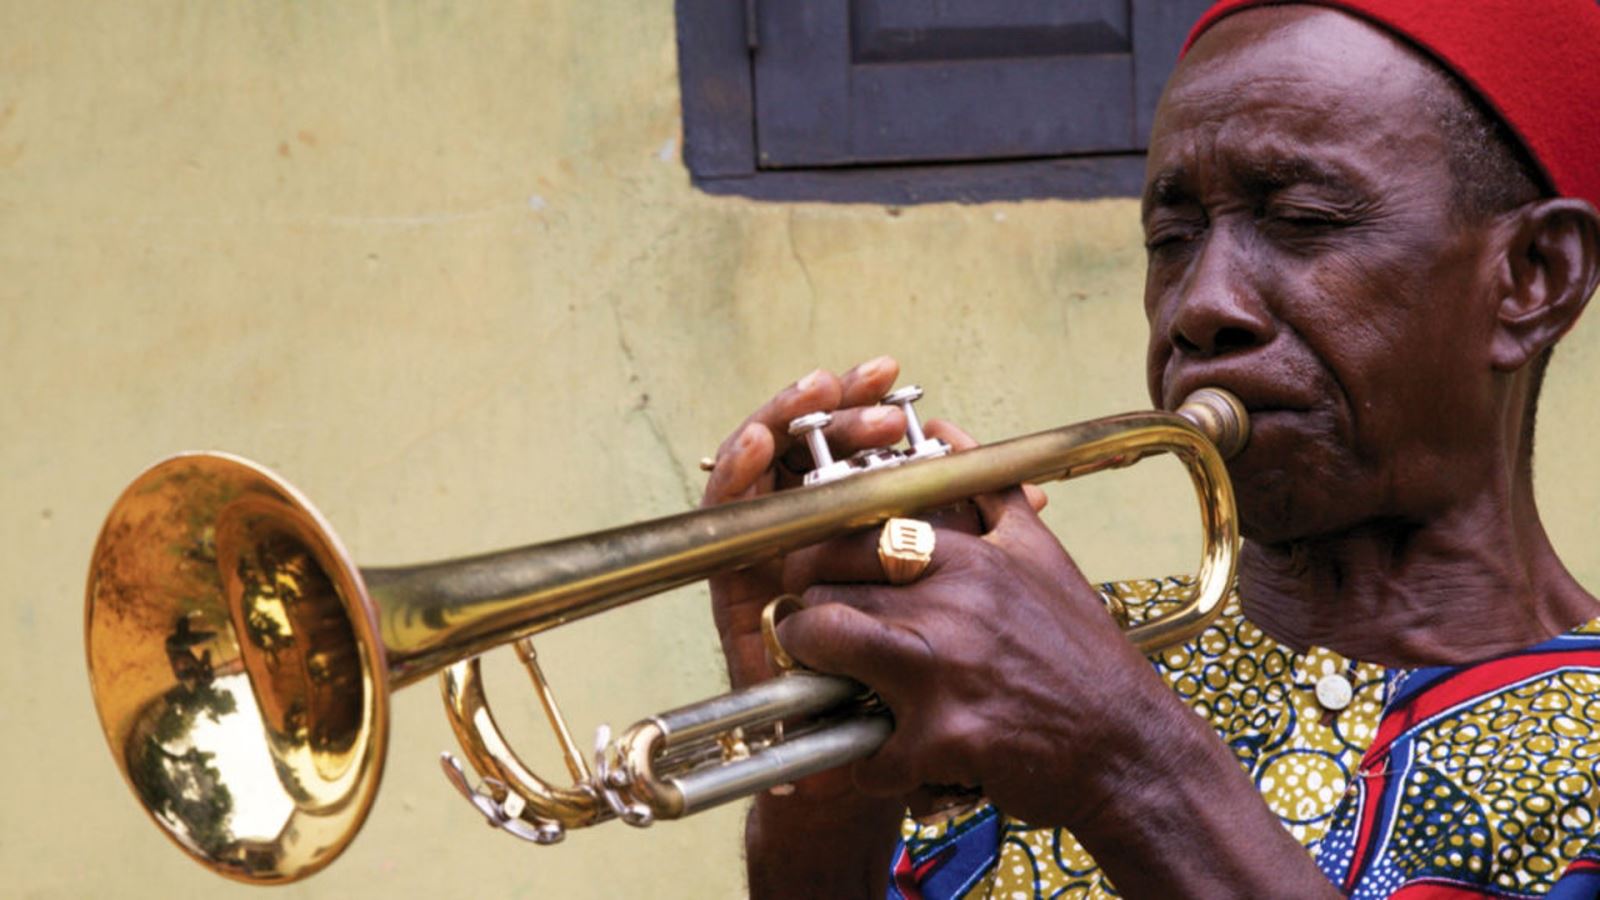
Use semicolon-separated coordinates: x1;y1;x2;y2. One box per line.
675;0;1200;204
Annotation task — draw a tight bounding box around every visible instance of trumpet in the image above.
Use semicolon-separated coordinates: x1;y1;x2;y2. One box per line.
84;387;1247;884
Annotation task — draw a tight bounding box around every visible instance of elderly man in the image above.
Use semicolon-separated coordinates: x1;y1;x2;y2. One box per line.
700;1;1600;897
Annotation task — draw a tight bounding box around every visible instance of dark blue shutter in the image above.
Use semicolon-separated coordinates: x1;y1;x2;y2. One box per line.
751;0;1207;168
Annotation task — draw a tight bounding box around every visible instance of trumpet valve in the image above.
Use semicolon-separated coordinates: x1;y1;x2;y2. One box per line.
716;727;752;762
787;387;951;486
788;412;856;485
882;385;951;462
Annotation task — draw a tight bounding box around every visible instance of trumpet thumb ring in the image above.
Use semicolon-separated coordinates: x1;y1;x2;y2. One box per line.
760;594;806;673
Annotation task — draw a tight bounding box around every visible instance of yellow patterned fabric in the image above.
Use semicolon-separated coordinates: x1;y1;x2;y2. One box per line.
887;578;1600;899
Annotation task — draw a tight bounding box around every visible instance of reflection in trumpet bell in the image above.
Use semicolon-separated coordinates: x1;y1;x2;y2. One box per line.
86;453;387;884
219;504;367;788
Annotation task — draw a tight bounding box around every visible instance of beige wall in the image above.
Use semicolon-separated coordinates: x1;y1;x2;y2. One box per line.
4;2;1598;896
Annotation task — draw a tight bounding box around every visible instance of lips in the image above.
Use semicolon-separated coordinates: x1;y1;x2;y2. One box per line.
1163;361;1320;417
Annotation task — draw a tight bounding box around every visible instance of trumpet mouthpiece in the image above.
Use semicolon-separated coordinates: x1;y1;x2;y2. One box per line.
1176;388;1250;460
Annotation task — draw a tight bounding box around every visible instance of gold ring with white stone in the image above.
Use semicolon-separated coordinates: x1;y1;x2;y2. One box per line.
877;517;936;585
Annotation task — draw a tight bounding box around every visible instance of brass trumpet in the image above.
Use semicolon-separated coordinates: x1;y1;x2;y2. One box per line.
84;388;1247;884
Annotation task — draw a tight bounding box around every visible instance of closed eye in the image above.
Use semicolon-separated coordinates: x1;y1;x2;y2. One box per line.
1266;201;1348;224
1144;216;1207;253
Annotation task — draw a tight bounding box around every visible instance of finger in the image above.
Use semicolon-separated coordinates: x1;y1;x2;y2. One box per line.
837;355;900;408
778;353;903;474
792;519;990;593
794;581;904;621
715;367;844;461
825;404;906;454
776;599;929;703
925;418;1046;510
972;484;1046;541
924;418;1050;519
703;368;844;498
702;422;775;505
775;356;900;473
781;529;886;593
721;629;776;689
973;489;1090;589
780;404;907;475
1022;483;1049;513
782;505;984;591
923;418;978;452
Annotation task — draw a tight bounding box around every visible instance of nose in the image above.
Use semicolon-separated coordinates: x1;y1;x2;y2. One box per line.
1165;230;1276;357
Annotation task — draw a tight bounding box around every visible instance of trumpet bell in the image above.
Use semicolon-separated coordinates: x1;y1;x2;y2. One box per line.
84;452;389;883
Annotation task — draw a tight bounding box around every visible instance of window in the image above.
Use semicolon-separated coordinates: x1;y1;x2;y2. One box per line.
677;0;1213;204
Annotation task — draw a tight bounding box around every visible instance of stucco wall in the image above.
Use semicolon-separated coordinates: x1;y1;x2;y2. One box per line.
4;3;1597;897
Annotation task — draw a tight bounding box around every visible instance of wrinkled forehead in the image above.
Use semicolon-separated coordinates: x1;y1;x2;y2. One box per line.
1146;7;1449;200
1176;11;1402;117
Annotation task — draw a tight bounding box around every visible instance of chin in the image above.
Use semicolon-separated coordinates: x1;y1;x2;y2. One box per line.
1225;421;1367;546
1237;503;1307;546
1229;467;1339;546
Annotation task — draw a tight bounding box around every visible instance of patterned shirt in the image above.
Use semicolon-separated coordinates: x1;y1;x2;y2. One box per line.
889;578;1600;899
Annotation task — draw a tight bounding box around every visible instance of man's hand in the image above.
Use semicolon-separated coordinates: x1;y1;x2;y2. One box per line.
774;420;1155;828
702;355;907;690
700;359;1334;897
768;425;1340;899
700;356;911;898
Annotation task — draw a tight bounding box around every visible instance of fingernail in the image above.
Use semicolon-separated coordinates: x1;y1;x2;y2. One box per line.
863;355;894;377
862;406;893;426
738;423;762;449
797;368;825;392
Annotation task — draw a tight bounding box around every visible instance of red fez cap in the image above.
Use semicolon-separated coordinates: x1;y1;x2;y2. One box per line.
1183;0;1600;210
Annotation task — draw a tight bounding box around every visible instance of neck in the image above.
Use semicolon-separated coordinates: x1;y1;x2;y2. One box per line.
1238;470;1596;668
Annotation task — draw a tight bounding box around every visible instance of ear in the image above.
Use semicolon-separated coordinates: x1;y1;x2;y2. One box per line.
1489;198;1600;372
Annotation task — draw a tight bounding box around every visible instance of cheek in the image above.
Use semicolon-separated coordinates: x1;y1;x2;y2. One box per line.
1297;266;1490;457
1143;324;1170;407
1292;246;1429;374
1142;279;1176;405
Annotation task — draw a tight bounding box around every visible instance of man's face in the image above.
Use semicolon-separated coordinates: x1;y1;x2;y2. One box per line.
1142;7;1503;544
